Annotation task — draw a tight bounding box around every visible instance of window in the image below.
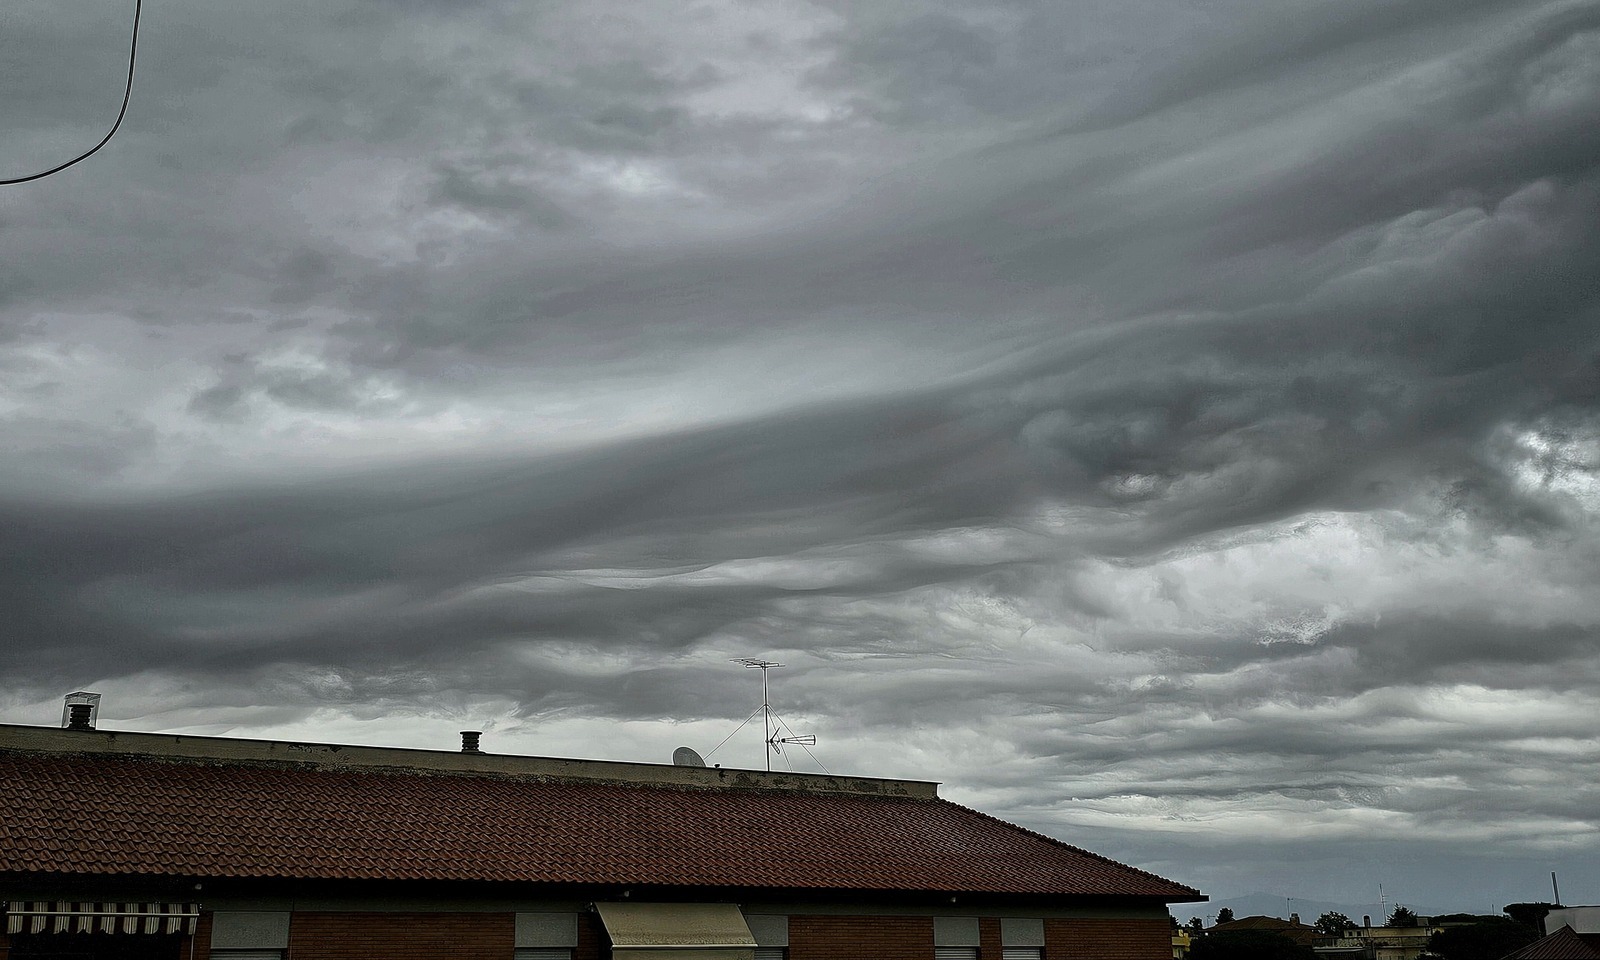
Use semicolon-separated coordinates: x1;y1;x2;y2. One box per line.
515;911;580;960
933;915;980;960
208;909;290;958
999;917;1045;960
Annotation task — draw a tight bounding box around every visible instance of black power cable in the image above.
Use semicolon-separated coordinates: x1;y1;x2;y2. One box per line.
1;0;142;185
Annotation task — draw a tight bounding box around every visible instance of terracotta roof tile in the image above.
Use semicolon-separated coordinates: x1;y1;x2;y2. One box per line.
0;751;1196;899
1501;926;1600;960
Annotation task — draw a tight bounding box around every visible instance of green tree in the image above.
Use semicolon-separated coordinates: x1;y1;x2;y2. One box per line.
1189;930;1315;960
1215;907;1235;924
1187;918;1204;934
1314;912;1354;935
1387;907;1419;927
1502;903;1555;930
1426;918;1538;960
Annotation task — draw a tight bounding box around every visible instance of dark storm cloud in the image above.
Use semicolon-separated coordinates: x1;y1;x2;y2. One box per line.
291;0;1600;410
0;390;1034;689
3;0;1600;907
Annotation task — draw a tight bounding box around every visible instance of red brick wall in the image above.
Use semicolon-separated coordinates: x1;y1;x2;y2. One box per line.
288;911;514;960
576;908;605;960
0;911;1165;960
1045;917;1171;960
789;916;934;960
192;911;213;958
979;918;1002;960
785;914;1167;960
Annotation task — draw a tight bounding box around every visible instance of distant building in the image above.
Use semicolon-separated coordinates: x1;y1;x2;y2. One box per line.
1;718;1204;960
1312;916;1440;960
1501;906;1600;959
1212;914;1318;947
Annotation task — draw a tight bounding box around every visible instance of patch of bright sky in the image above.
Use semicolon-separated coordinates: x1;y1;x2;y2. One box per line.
1508;426;1600;509
1075;507;1600;644
8;672;776;771
489;528;1054;598
0;308;1045;496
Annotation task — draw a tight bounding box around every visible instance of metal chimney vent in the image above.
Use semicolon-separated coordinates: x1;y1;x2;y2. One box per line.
460;731;482;754
61;691;102;730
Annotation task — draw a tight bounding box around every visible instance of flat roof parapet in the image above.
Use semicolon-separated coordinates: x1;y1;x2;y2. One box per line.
0;722;938;798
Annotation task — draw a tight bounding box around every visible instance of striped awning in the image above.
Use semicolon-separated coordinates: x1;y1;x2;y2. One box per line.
4;901;200;936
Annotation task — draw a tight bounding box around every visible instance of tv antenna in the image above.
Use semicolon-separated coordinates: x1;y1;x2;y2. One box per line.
723;657;821;772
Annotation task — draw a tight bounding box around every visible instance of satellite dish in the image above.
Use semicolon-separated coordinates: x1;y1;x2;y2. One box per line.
672;746;707;767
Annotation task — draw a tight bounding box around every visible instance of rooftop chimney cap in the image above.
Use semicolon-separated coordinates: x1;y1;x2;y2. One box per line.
460;731;483;754
67;703;96;730
61;692;102;730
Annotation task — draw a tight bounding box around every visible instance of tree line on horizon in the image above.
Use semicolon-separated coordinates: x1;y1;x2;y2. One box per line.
1170;902;1555;960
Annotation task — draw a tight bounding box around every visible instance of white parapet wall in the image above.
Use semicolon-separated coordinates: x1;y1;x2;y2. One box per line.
1545;906;1600;935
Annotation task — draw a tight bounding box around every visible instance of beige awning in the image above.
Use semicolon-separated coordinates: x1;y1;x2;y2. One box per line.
4;901;200;936
595;902;756;960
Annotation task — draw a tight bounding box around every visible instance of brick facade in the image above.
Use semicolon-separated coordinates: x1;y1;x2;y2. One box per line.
782;915;1171;960
790;916;935;960
288;911;515;960
191;910;213;958
1045;917;1172;960
980;917;1003;960
575;908;606;960
0;911;1173;960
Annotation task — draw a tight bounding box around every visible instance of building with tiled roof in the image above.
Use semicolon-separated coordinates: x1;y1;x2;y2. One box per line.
1500;925;1600;959
0;714;1202;960
1500;906;1600;960
1209;914;1317;946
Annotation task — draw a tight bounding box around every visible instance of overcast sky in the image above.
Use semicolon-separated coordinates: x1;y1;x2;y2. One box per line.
4;0;1600;916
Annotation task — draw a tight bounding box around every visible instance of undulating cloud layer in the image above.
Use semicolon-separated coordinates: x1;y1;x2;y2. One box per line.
3;0;1599;911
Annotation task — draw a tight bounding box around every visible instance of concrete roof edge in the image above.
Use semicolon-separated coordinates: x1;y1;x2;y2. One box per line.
0;722;940;798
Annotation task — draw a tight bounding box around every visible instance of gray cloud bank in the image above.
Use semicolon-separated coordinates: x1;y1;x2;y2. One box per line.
3;0;1599;908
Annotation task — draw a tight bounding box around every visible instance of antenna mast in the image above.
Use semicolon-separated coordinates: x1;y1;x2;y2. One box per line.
730;657;815;771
